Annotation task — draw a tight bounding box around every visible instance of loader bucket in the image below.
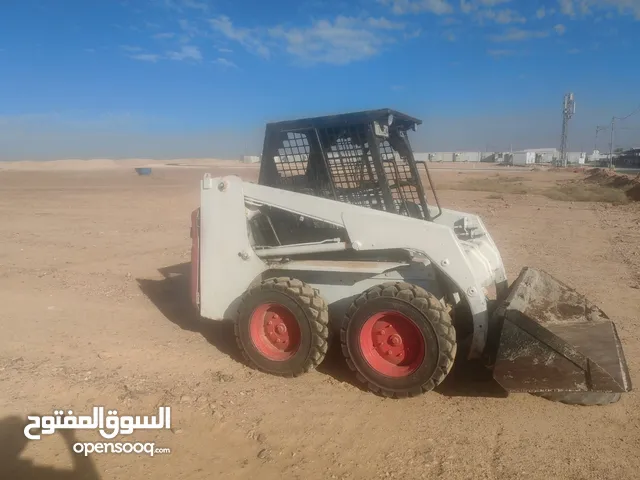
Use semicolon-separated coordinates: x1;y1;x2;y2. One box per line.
491;267;632;396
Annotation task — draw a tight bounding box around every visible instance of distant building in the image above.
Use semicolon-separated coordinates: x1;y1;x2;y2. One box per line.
419;152;481;162
454;151;481;162
614;148;640;168
426;152;455;162
567;152;586;165
481;152;508;163
413;152;430;162
512;151;536;165
242;155;261;164
589;150;602;163
529;148;559;164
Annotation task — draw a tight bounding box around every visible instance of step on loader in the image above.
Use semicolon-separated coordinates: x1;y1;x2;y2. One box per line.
189;109;632;405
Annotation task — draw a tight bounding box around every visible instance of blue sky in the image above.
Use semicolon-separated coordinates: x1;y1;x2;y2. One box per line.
1;0;639;160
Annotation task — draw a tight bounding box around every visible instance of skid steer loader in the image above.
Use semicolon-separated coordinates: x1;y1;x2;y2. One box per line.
189;109;631;405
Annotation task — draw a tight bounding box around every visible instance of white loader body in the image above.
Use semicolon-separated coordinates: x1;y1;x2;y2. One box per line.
192;174;508;359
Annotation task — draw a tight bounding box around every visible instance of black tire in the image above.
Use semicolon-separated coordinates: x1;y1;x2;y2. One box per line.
341;282;457;398
235;277;329;377
532;391;622;406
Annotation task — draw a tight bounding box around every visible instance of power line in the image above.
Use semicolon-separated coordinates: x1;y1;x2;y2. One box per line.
607;104;640;168
615;105;640;121
594;125;608;152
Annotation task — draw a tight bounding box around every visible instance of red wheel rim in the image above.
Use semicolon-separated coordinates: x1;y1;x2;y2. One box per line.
249;303;301;361
358;310;425;377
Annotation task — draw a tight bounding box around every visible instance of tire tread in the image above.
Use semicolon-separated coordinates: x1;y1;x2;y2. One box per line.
235;277;329;377
341;282;456;398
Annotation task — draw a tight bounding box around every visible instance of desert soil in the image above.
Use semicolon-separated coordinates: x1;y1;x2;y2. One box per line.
1;162;639;480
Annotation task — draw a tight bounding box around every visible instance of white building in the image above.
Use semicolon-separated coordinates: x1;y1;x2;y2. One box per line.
413;152;430;162
512;151;536;165
242;155;260;163
427;152;455;162
480;152;508;163
454;151;481;162
567;152;586;165
420;152;481;162
589;150;602;162
523;148;559;164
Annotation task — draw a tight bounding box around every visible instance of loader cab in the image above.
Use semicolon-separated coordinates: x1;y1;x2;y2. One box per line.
257;109;441;222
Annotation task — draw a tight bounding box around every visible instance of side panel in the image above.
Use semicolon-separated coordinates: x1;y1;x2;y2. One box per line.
199;176;267;320
241;179;496;358
265;262;443;331
190;208;200;308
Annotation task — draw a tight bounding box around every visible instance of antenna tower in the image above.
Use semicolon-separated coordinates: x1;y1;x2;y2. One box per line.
559;93;576;167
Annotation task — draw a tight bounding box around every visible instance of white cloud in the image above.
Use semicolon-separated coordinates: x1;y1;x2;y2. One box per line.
536;6;547;18
268;16;399;65
153;32;176;39
379;0;454;15
442;16;462;24
460;2;526;24
557;0;640;19
404;28;423;38
444;31;457;41
366;17;406;29
554;23;567;34
180;0;208;10
460;0;474;13
480;8;527;24
213;57;237;68
460;0;513;12
568;47;581;53
209;16;270;59
488;48;516;57
559;0;575;15
478;0;512;5
121;45;143;52
166;45;203;61
129;53;161;62
217;47;233;53
209;15;407;66
157;0;209;12
489;27;550;41
178;19;206;39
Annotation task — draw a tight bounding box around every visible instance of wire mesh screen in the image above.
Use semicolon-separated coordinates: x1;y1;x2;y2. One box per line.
274;132;312;188
267;124;426;218
381;140;426;219
319;125;386;210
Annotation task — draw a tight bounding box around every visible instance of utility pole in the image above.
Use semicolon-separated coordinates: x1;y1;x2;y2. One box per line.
560;93;576;167
594;125;608;153
609;117;615;169
603;105;640;169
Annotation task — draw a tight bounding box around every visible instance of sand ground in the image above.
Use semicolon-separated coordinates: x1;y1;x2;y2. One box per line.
1;162;639;480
